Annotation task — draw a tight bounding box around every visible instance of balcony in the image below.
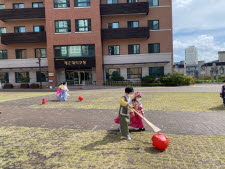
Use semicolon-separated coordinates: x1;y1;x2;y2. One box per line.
102;27;149;40
1;32;46;45
0;8;45;21
100;2;149;16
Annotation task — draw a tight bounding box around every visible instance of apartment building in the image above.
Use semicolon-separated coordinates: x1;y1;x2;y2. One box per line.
0;0;173;87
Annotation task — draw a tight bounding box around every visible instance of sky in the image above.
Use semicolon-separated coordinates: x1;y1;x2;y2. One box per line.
173;0;225;63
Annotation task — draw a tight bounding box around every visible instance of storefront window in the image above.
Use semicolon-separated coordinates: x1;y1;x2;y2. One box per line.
0;72;9;83
149;67;164;78
127;68;142;79
15;72;29;83
36;71;48;82
106;68;120;80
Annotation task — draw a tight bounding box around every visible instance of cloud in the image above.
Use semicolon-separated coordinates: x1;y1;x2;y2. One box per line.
174;35;225;62
173;0;193;8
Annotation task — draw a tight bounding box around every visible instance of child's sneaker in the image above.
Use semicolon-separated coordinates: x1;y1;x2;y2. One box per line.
126;136;131;140
139;128;145;131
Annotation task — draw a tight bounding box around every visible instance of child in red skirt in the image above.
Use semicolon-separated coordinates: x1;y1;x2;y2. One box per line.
114;92;145;131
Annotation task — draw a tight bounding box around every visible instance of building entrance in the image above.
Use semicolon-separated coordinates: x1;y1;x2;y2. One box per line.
66;70;92;85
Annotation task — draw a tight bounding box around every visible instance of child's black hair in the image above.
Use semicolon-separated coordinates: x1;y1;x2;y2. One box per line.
62;82;66;85
125;86;134;94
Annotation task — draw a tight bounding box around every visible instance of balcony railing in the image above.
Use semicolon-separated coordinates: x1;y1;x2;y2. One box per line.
100;2;149;16
0;8;45;21
102;27;149;40
1;32;46;45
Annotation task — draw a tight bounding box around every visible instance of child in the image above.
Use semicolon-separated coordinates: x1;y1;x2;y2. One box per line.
220;84;225;107
130;92;145;131
116;86;134;140
61;82;69;101
56;83;63;101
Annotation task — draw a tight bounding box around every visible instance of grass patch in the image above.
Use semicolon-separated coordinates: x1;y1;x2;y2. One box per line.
0;126;225;169
0;92;53;102
31;91;224;112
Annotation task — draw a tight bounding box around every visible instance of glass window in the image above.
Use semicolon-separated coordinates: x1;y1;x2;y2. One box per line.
14;27;26;33
35;48;46;58
108;22;119;29
107;0;118;4
148;20;159;30
54;0;70;8
33;26;45;32
16;49;27;59
148;43;160;53
149;67;164;78
15;72;29;83
0;72;9;83
108;46;120;55
0;50;7;59
106;68;120;80
128;21;139;28
36;71;48;82
127;0;139;3
54;45;95;58
128;44;140;54
127;68;142;79
0;4;5;9
32;2;44;8
55;20;71;33
148;0;159;6
0;27;6;37
13;3;25;9
75;0;90;7
75;19;91;32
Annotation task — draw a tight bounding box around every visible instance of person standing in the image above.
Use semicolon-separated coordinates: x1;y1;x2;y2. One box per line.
220;84;225;107
61;82;69;101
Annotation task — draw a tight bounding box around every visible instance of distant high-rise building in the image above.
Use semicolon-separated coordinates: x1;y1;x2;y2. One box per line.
185;46;198;65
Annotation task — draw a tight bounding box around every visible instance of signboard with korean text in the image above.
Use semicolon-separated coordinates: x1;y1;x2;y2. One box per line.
55;57;96;69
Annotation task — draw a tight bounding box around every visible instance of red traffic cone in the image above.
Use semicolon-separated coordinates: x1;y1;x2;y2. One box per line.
42;98;47;104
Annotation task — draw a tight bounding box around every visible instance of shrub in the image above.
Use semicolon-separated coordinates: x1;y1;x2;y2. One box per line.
141;76;155;83
20;84;30;89
30;83;40;89
3;83;13;89
182;76;195;85
111;76;124;81
141;83;162;87
198;76;212;80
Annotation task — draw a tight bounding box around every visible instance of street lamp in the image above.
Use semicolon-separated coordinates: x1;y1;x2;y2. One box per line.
37;57;42;89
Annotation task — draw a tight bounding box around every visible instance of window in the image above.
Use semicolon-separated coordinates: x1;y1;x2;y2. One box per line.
128;21;139;28
75;0;90;7
55;20;71;33
149;67;164;78
16;49;27;59
13;3;24;9
15;72;29;83
33;26;45;32
108;46;120;55
108;22;119;29
107;0;118;4
0;50;7;59
0;4;5;9
35;49;46;58
0;27;6;37
128;44;140;54
0;72;9;83
106;68;120;80
36;71;48;82
148;0;159;6
127;68;142;79
14;27;26;33
32;2;44;8
127;0;139;3
54;0;70;8
148;43;160;53
75;19;91;32
148;20;159;30
54;45;95;58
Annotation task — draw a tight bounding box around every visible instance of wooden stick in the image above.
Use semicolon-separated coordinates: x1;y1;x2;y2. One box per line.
130;108;161;133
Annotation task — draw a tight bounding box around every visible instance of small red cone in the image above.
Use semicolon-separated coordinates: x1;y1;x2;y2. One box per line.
78;96;84;101
42;98;47;104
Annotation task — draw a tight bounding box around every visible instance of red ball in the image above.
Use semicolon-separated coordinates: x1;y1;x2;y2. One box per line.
152;133;169;150
78;96;84;101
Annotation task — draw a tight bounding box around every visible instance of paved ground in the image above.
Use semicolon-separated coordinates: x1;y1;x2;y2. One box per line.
0;87;225;136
